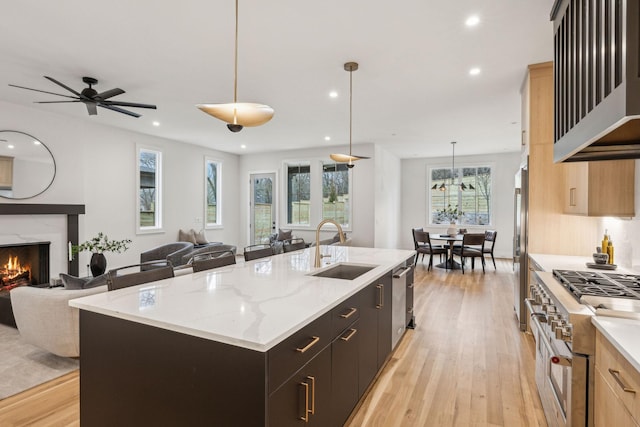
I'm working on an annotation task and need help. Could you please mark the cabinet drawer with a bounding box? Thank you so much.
[269,312,331,394]
[330,293,360,338]
[596,331,640,421]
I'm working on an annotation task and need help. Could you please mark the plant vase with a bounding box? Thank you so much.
[90,253,107,277]
[446,222,457,235]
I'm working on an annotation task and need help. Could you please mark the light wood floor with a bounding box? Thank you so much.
[0,258,547,427]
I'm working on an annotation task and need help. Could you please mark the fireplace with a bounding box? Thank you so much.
[0,241,50,327]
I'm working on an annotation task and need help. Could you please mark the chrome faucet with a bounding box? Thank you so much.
[314,219,346,268]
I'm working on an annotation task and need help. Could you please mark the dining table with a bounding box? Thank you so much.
[430,234,464,270]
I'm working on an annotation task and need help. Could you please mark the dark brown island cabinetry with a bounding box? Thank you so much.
[79,271,398,427]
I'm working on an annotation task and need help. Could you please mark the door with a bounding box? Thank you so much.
[250,172,276,245]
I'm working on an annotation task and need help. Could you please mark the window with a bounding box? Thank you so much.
[429,166,491,225]
[205,158,221,227]
[137,147,162,231]
[322,162,350,227]
[285,163,310,225]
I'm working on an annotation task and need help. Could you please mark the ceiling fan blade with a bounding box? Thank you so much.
[35,100,82,103]
[98,104,141,118]
[8,84,79,99]
[96,88,125,100]
[86,103,98,116]
[44,76,82,97]
[101,100,157,109]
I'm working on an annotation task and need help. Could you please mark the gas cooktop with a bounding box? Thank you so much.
[552,270,640,301]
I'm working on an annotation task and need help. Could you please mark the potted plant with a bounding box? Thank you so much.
[73,232,132,277]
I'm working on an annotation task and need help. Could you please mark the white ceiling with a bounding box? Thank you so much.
[0,0,555,159]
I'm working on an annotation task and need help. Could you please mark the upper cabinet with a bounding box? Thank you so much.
[564,160,635,217]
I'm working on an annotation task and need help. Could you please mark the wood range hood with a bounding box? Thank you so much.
[551,0,640,162]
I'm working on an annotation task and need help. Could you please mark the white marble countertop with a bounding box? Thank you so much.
[529,253,637,274]
[69,246,415,352]
[592,316,640,372]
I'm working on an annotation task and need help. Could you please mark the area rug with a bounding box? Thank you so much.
[0,324,79,399]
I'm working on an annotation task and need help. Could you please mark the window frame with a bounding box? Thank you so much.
[283,161,311,227]
[136,145,163,234]
[427,162,493,227]
[320,160,352,230]
[204,157,222,229]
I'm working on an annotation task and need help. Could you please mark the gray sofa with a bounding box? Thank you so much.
[11,285,107,357]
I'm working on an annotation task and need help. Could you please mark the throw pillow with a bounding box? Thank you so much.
[60,273,90,290]
[277,228,292,241]
[193,229,209,245]
[178,229,197,244]
[60,273,108,290]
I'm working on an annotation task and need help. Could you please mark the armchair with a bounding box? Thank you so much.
[140,242,194,270]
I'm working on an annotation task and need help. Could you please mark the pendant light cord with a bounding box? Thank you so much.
[234,0,239,104]
[349,68,353,158]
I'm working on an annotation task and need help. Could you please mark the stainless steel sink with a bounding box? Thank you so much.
[310,263,377,280]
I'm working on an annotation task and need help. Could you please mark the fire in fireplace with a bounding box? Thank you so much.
[0,242,50,290]
[0,254,32,291]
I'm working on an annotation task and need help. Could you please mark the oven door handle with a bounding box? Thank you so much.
[525,299,547,323]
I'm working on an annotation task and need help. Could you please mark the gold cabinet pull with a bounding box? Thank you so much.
[307,375,316,415]
[376,284,384,309]
[299,381,310,422]
[340,307,357,319]
[609,368,636,393]
[340,328,357,342]
[296,336,320,353]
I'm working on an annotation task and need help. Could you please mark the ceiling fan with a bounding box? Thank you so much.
[9,76,157,118]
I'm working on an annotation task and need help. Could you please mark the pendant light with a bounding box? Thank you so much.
[196,0,274,132]
[330,62,370,168]
[430,141,475,191]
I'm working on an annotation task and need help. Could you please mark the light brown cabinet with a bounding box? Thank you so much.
[564,160,635,217]
[0,156,13,189]
[595,330,640,426]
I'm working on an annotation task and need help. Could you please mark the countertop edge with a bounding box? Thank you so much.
[592,316,640,373]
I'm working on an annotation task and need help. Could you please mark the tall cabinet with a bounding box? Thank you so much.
[523,62,600,256]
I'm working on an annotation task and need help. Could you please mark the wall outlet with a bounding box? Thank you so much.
[194,217,202,225]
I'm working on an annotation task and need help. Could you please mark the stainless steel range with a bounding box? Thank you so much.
[527,269,640,427]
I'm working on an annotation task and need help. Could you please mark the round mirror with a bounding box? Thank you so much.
[0,131,56,200]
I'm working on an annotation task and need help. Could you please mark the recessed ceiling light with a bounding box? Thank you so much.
[465,15,480,27]
[325,136,331,141]
[240,144,247,149]
[33,140,41,145]
[469,67,481,76]
[7,144,14,149]
[329,91,338,98]
[152,121,160,127]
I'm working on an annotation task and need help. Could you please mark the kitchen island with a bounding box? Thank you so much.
[70,246,415,427]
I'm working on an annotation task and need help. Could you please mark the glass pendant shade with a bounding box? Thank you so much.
[196,102,274,127]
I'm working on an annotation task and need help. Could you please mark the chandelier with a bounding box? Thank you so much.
[196,0,274,132]
[431,141,475,191]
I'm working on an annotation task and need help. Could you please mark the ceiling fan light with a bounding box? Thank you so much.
[197,103,274,127]
[439,183,446,191]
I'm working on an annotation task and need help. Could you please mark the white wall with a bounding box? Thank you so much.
[238,143,379,248]
[374,145,402,249]
[0,100,241,276]
[400,151,521,258]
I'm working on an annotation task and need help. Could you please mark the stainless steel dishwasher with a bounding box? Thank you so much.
[391,264,412,349]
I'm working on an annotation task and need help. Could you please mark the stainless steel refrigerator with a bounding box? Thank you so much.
[513,161,528,331]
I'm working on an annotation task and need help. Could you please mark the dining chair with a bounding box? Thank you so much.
[243,244,274,261]
[106,260,175,291]
[283,238,306,253]
[191,249,236,272]
[412,228,447,271]
[483,230,498,269]
[452,233,486,274]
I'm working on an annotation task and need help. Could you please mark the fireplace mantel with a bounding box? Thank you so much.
[0,204,85,275]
